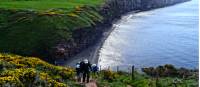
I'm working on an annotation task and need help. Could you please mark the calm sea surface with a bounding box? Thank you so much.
[98,0,199,69]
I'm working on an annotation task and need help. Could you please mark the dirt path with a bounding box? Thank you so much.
[85,80,98,87]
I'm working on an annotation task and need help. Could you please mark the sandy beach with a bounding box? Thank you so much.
[63,11,140,67]
[64,24,115,67]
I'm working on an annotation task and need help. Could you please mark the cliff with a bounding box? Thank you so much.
[0,0,190,63]
[54,0,190,63]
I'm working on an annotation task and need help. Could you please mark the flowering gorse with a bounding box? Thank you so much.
[0,53,75,86]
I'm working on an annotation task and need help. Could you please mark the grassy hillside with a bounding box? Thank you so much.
[0,53,198,87]
[0,0,104,11]
[0,0,104,58]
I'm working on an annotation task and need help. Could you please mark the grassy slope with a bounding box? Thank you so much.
[97,71,198,87]
[0,0,104,58]
[0,53,198,87]
[0,0,104,11]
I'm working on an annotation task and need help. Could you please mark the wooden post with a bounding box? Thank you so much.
[117,66,119,72]
[99,65,101,71]
[108,66,110,70]
[132,65,134,80]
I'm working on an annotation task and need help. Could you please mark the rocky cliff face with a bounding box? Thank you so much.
[53,0,190,63]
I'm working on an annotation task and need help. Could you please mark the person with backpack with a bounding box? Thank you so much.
[80,59,92,83]
[75,61,81,82]
[91,64,99,78]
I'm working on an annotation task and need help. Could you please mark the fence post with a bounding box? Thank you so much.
[117,66,119,72]
[132,65,134,80]
[99,65,101,71]
[108,66,110,70]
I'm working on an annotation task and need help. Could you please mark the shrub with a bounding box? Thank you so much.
[0,76,23,87]
[142,64,197,78]
[0,53,75,86]
[102,70,119,81]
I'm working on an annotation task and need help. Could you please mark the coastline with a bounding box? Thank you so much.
[0,0,197,86]
[0,0,190,64]
[64,1,191,67]
[64,16,118,67]
[64,11,148,67]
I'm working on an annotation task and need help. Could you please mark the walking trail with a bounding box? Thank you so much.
[84,80,97,87]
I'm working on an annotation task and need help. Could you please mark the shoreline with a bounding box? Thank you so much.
[64,17,119,67]
[63,11,139,67]
[63,1,191,67]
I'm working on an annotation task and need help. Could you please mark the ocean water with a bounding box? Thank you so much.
[98,0,199,70]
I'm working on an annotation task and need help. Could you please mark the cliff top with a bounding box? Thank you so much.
[0,0,104,11]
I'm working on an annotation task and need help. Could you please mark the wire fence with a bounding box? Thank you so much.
[97,65,138,80]
[98,64,143,73]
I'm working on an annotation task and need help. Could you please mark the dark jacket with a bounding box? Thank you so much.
[92,66,99,72]
[80,61,92,72]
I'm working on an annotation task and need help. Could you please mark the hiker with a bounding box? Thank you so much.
[75,62,82,82]
[80,59,92,83]
[91,64,99,78]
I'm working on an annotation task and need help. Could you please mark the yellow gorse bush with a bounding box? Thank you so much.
[0,76,22,86]
[0,53,74,86]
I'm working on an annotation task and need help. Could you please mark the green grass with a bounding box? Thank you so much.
[0,0,103,58]
[0,0,104,11]
[96,71,198,87]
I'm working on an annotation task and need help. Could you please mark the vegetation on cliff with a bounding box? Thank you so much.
[0,53,198,87]
[0,53,76,86]
[142,64,198,78]
[96,67,198,87]
[0,0,190,62]
[0,0,104,11]
[0,0,104,59]
[0,0,196,86]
